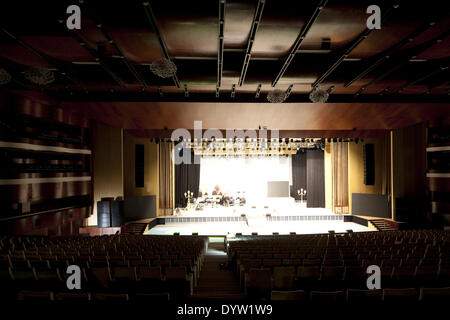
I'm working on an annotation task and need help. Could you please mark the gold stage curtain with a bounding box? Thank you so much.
[159,141,174,215]
[331,142,349,214]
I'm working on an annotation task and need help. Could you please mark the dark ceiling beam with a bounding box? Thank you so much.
[67,30,128,88]
[396,65,449,94]
[0,27,88,92]
[217,0,226,87]
[77,2,148,89]
[48,90,450,104]
[356,30,450,93]
[142,1,180,88]
[238,0,265,86]
[96,26,147,89]
[344,20,436,88]
[312,3,399,88]
[272,0,328,87]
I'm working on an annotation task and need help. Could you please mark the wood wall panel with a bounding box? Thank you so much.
[123,132,159,215]
[90,121,124,226]
[348,136,389,214]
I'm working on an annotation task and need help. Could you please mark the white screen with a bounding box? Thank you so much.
[199,156,292,203]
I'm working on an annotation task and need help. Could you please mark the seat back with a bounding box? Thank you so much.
[273,266,295,289]
[271,290,306,301]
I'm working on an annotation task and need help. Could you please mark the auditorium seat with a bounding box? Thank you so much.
[343,266,366,289]
[246,268,272,299]
[296,266,320,289]
[271,290,306,301]
[55,292,92,302]
[111,266,137,292]
[137,266,166,294]
[35,268,62,291]
[165,266,193,298]
[392,266,416,287]
[272,266,296,290]
[382,288,418,302]
[346,289,383,303]
[95,293,129,302]
[17,290,54,301]
[437,265,450,286]
[134,292,170,302]
[419,287,450,302]
[320,266,345,290]
[310,291,345,303]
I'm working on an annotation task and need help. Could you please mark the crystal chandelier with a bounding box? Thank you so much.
[24,67,55,85]
[0,68,12,85]
[266,89,286,103]
[309,87,329,103]
[149,57,177,78]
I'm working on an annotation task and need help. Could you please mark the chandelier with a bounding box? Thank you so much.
[0,68,12,85]
[24,67,55,85]
[266,89,286,103]
[149,57,177,78]
[309,87,329,103]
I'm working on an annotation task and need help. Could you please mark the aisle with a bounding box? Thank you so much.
[192,242,245,300]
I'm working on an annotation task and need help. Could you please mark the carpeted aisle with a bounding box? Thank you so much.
[192,242,245,300]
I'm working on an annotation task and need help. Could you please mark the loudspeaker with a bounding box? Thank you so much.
[364,144,375,185]
[135,144,144,188]
[97,200,112,227]
[111,200,124,227]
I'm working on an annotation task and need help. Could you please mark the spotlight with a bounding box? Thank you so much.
[355,138,359,144]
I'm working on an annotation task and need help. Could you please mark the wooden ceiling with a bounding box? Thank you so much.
[0,0,449,136]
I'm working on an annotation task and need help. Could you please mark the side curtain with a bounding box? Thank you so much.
[159,141,174,216]
[291,151,307,200]
[174,149,200,208]
[331,142,349,214]
[306,149,325,208]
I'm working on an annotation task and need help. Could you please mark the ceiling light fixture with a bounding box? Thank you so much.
[149,57,177,78]
[309,86,329,103]
[0,68,12,85]
[24,67,55,85]
[267,89,286,103]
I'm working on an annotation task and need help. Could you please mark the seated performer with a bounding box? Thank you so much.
[212,184,222,196]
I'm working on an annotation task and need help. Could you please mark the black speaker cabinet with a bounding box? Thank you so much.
[364,144,375,185]
[97,200,112,227]
[111,200,124,227]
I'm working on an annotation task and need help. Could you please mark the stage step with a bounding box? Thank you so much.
[193,242,244,300]
[370,219,396,231]
[121,222,148,235]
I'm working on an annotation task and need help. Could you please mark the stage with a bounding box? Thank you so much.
[145,202,374,236]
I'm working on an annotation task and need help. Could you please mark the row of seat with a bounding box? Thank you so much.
[270,287,450,302]
[0,235,208,301]
[244,265,450,292]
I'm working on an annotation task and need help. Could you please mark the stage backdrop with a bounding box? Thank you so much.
[199,156,292,203]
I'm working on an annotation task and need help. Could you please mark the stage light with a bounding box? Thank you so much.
[355,138,359,144]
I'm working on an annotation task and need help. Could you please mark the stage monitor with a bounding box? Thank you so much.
[267,181,290,197]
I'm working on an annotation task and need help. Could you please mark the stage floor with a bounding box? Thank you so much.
[146,204,373,236]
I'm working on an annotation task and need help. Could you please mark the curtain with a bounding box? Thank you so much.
[306,149,325,208]
[159,141,174,216]
[291,151,307,200]
[381,134,391,196]
[174,149,200,208]
[331,142,349,214]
